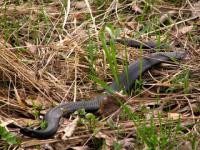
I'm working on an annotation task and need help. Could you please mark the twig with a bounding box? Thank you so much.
[60,0,71,37]
[141,15,198,36]
[84,0,99,42]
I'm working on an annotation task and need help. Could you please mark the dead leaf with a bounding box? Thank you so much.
[71,29,88,42]
[177,141,192,150]
[41,144,54,150]
[179,25,193,35]
[132,4,142,14]
[62,116,79,139]
[14,86,26,108]
[118,138,135,149]
[160,10,177,24]
[70,146,90,150]
[120,27,133,36]
[99,93,127,117]
[72,1,87,9]
[192,1,200,17]
[168,113,181,120]
[178,103,199,114]
[95,131,116,147]
[74,12,86,21]
[25,42,37,54]
[126,22,138,30]
[21,139,58,148]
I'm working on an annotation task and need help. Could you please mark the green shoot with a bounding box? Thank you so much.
[0,125,20,145]
[99,26,120,88]
[90,75,114,93]
[86,34,98,77]
[32,102,43,119]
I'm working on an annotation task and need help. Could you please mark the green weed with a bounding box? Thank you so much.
[0,125,20,145]
[113,141,122,150]
[32,102,43,119]
[121,104,183,149]
[86,35,98,77]
[75,109,99,131]
[167,69,190,94]
[99,26,120,88]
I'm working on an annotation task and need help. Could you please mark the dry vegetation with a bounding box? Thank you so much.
[0,0,200,149]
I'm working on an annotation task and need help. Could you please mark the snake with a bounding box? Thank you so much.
[113,38,167,49]
[19,40,186,139]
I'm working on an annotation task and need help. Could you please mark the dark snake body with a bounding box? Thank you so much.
[20,47,186,139]
[113,39,166,49]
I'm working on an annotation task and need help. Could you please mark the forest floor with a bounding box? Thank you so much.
[0,0,200,149]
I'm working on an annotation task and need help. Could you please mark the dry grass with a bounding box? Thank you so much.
[0,0,200,149]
